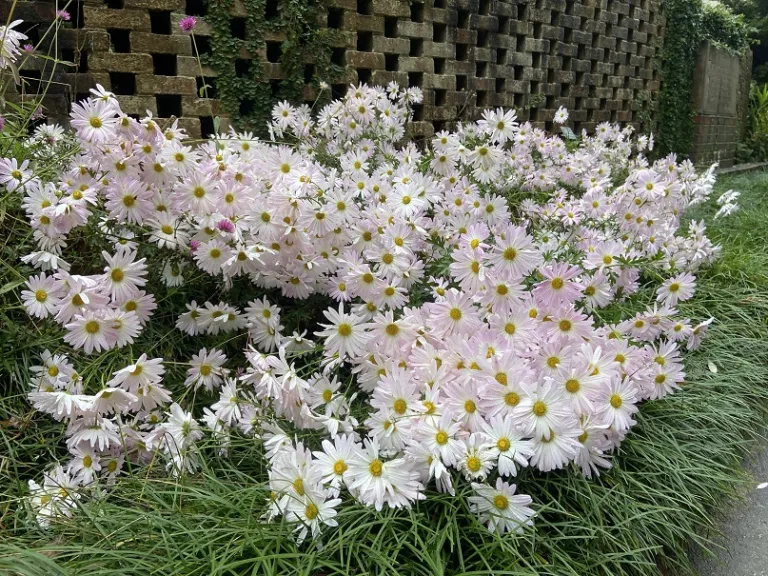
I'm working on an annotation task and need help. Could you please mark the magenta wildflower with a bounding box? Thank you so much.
[179,16,197,33]
[216,219,235,233]
[56,9,71,21]
[189,240,201,253]
[23,44,35,53]
[0,116,5,132]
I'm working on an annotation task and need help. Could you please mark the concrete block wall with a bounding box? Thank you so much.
[691,41,752,168]
[4,0,665,139]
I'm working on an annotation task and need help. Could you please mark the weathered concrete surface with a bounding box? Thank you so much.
[691,448,768,576]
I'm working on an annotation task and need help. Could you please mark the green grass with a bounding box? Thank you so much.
[2,171,768,575]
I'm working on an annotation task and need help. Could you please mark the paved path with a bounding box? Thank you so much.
[691,449,768,576]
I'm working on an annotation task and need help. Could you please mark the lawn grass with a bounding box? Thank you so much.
[1,171,768,576]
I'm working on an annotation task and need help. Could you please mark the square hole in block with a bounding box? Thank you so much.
[562,83,571,96]
[408,71,423,88]
[156,94,181,118]
[304,63,314,83]
[242,98,259,116]
[73,2,86,29]
[433,23,446,42]
[265,0,279,20]
[478,0,490,15]
[496,48,506,64]
[106,0,125,8]
[477,30,488,47]
[532,52,541,68]
[381,17,396,38]
[514,92,524,108]
[195,35,212,55]
[328,8,343,28]
[197,76,217,98]
[63,49,89,72]
[457,10,469,29]
[331,47,345,66]
[498,16,509,34]
[530,81,539,94]
[185,0,207,16]
[514,65,524,80]
[266,41,282,63]
[357,31,373,51]
[200,116,216,138]
[22,70,42,94]
[496,77,506,92]
[236,58,251,77]
[411,2,424,22]
[476,61,487,77]
[457,75,467,91]
[434,88,446,106]
[357,0,372,15]
[456,43,468,61]
[153,53,177,76]
[150,11,172,34]
[385,53,399,71]
[412,104,424,121]
[434,0,446,7]
[516,34,526,51]
[434,57,445,73]
[110,72,135,95]
[332,84,347,99]
[358,68,372,84]
[410,38,423,57]
[231,18,246,39]
[270,80,281,97]
[108,29,130,53]
[477,90,488,107]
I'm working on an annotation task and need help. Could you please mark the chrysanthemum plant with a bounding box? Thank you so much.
[0,17,738,543]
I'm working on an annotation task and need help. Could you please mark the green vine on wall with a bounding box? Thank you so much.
[205,0,343,136]
[657,0,753,157]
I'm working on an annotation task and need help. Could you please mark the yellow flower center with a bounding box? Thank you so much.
[85,320,100,334]
[493,495,509,510]
[533,401,547,416]
[551,278,564,289]
[337,323,352,337]
[333,460,347,475]
[464,399,476,414]
[565,379,580,393]
[466,456,481,472]
[90,117,102,128]
[393,398,407,414]
[610,394,623,408]
[435,431,449,445]
[503,247,517,261]
[293,478,305,495]
[505,391,520,406]
[449,308,462,321]
[369,459,383,477]
[497,437,511,451]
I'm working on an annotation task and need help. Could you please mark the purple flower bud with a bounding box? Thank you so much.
[179,16,197,33]
[0,116,5,132]
[217,219,236,233]
[23,44,35,53]
[56,9,71,21]
[189,239,201,252]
